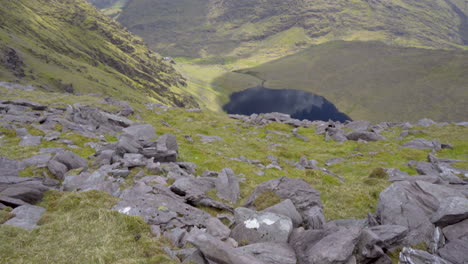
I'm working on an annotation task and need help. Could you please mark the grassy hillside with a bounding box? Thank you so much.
[212,41,468,122]
[115,0,468,58]
[0,0,197,107]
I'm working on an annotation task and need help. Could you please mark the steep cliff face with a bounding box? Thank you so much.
[0,0,197,107]
[115,0,468,57]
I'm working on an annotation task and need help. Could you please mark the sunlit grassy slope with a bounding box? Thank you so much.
[212,41,468,122]
[115,0,468,58]
[0,0,196,107]
[0,87,467,264]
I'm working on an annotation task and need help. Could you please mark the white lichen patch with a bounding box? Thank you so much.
[244,218,260,229]
[262,218,276,225]
[119,206,132,215]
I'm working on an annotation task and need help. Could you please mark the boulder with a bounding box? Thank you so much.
[206,217,231,240]
[63,169,120,196]
[19,135,42,146]
[234,207,256,224]
[431,197,468,227]
[0,156,21,177]
[186,229,265,264]
[244,177,322,218]
[438,238,468,264]
[47,159,68,180]
[346,131,385,142]
[325,128,348,142]
[344,120,371,131]
[262,199,303,227]
[369,225,408,250]
[399,247,451,264]
[22,154,51,168]
[196,134,223,143]
[52,151,87,170]
[0,185,44,204]
[402,139,441,150]
[303,206,325,230]
[4,205,45,230]
[116,134,142,154]
[170,177,215,196]
[0,196,28,207]
[114,184,211,230]
[376,180,466,245]
[442,219,468,241]
[235,242,296,264]
[216,168,240,204]
[122,124,156,141]
[141,134,178,162]
[292,226,362,264]
[122,153,146,168]
[415,118,436,127]
[230,211,293,244]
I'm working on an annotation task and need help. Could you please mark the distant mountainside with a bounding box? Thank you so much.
[214,41,468,122]
[109,0,468,58]
[0,0,197,107]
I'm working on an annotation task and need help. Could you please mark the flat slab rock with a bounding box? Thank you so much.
[234,242,296,264]
[4,205,45,230]
[230,211,293,244]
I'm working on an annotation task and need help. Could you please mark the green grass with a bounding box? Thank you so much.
[0,190,177,264]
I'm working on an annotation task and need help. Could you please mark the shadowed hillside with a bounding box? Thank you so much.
[114,0,468,58]
[0,0,197,107]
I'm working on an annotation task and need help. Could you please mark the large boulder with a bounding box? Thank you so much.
[376,180,467,245]
[186,229,265,264]
[230,211,293,244]
[369,225,408,250]
[141,133,178,162]
[51,151,87,171]
[4,205,45,230]
[437,238,468,264]
[244,177,322,217]
[399,247,451,264]
[122,124,156,141]
[234,242,296,264]
[63,168,120,196]
[431,197,468,227]
[216,168,240,204]
[442,219,468,241]
[0,156,21,177]
[291,227,362,264]
[261,199,303,227]
[401,138,442,150]
[346,131,386,142]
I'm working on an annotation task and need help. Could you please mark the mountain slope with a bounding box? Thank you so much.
[214,41,468,122]
[0,0,197,107]
[115,0,468,58]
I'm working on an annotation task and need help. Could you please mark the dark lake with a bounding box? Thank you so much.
[223,87,351,122]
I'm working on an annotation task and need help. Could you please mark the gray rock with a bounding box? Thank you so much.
[47,159,68,180]
[44,131,60,141]
[187,229,265,264]
[244,177,322,217]
[235,242,296,264]
[4,205,45,230]
[63,169,120,196]
[304,206,325,230]
[399,247,452,264]
[0,156,21,177]
[302,226,362,264]
[123,153,146,168]
[442,219,468,241]
[164,227,188,248]
[216,168,240,204]
[39,147,65,154]
[369,225,408,250]
[230,211,293,244]
[356,228,385,263]
[116,134,142,154]
[170,177,216,196]
[402,138,442,150]
[438,238,468,264]
[346,131,386,142]
[122,124,156,141]
[22,154,51,168]
[376,180,466,245]
[326,128,348,142]
[112,169,130,178]
[344,120,371,131]
[206,217,231,240]
[141,134,178,162]
[114,184,211,230]
[19,135,42,146]
[234,207,256,224]
[15,128,28,137]
[325,158,345,166]
[0,196,28,207]
[196,134,223,143]
[262,199,303,227]
[52,151,87,170]
[95,149,114,166]
[431,197,468,227]
[415,118,436,127]
[0,185,44,204]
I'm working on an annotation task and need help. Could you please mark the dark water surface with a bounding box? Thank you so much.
[223,87,351,122]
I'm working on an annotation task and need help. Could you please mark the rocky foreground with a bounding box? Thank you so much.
[1,93,468,264]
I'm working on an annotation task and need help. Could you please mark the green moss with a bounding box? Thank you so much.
[369,168,388,179]
[0,210,15,224]
[253,191,281,211]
